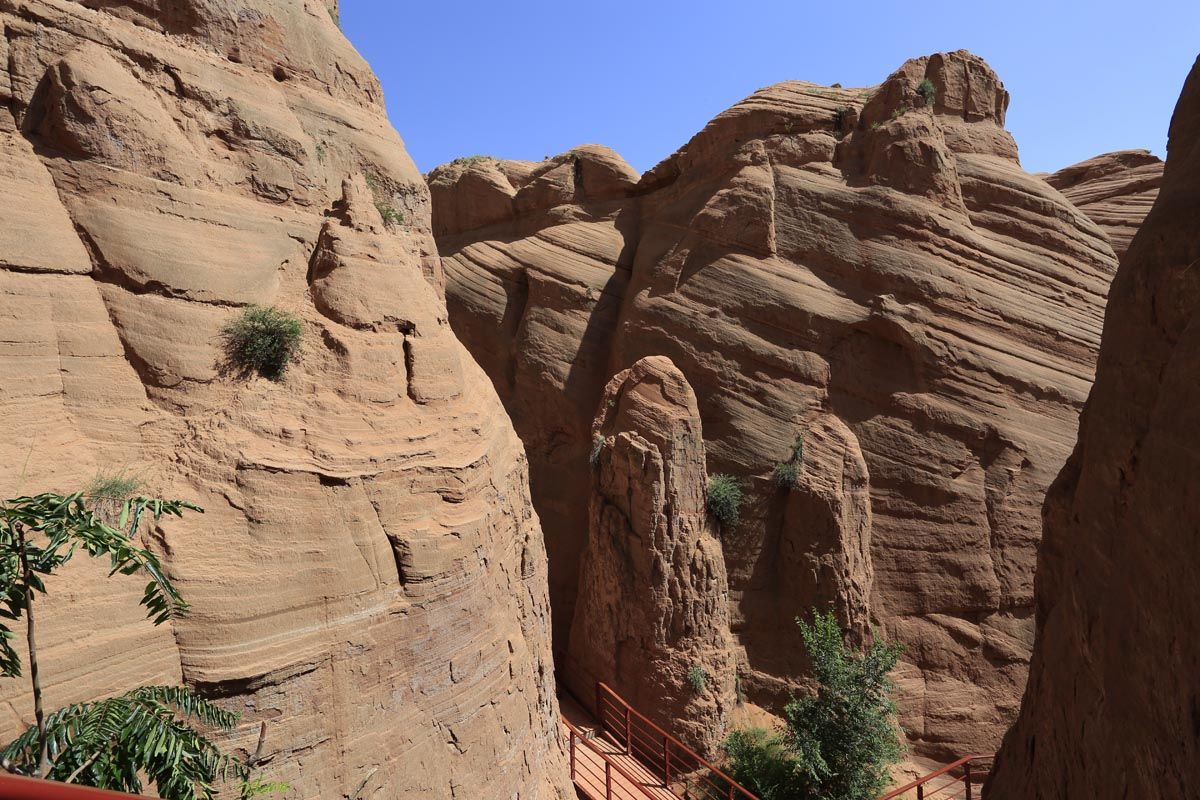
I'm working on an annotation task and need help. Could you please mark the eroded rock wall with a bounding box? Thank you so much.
[0,1,570,797]
[564,356,736,757]
[434,51,1118,759]
[1044,149,1163,258]
[987,55,1200,799]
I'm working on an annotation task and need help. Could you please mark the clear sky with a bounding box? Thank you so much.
[341,0,1199,176]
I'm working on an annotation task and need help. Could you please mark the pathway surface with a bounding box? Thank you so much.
[560,693,677,800]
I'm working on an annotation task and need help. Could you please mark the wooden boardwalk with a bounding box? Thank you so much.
[560,693,677,800]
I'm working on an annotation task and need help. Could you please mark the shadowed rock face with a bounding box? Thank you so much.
[564,356,737,758]
[987,56,1200,799]
[1045,150,1163,258]
[0,2,570,797]
[432,50,1118,759]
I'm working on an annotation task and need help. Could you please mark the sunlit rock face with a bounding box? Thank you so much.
[432,50,1118,759]
[1045,149,1163,259]
[0,1,571,797]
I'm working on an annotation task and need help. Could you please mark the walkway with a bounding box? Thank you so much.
[560,692,676,800]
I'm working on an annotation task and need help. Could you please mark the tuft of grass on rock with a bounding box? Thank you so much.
[376,203,404,226]
[706,473,743,529]
[221,305,303,381]
[772,434,805,490]
[686,664,707,693]
[85,469,144,524]
[589,433,606,468]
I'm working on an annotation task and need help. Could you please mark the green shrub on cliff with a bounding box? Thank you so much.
[221,306,303,381]
[917,77,937,105]
[723,611,904,800]
[706,473,743,529]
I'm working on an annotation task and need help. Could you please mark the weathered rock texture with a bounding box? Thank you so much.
[1045,149,1163,258]
[987,56,1200,799]
[564,356,736,757]
[0,2,570,797]
[433,50,1119,759]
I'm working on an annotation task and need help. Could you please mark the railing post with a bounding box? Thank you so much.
[605,761,612,799]
[965,761,973,800]
[728,784,734,799]
[663,736,670,785]
[569,730,576,780]
[624,705,631,754]
[917,785,924,800]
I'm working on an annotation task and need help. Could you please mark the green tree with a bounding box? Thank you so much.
[0,490,282,799]
[722,611,904,800]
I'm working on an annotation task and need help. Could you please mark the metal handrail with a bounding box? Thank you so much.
[595,681,758,800]
[0,774,141,799]
[876,755,993,800]
[564,715,660,800]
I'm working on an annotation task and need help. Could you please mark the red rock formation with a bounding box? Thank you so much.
[564,356,736,757]
[0,2,570,797]
[434,50,1118,759]
[1045,149,1163,258]
[429,145,640,658]
[987,55,1200,799]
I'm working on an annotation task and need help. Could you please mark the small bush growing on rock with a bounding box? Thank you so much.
[772,434,805,490]
[706,473,743,529]
[889,104,909,121]
[772,461,798,488]
[686,664,707,693]
[722,611,904,800]
[221,306,303,381]
[917,77,937,106]
[450,155,493,166]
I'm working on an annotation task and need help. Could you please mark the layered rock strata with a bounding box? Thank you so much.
[434,50,1119,758]
[1045,149,1163,258]
[0,1,570,797]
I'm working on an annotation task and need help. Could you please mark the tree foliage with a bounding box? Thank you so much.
[0,489,286,799]
[722,611,904,800]
[0,492,196,677]
[1,686,241,799]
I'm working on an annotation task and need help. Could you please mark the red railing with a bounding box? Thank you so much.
[876,755,993,800]
[0,774,140,799]
[595,682,757,800]
[565,715,662,800]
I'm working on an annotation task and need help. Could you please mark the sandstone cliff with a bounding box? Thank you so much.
[1045,149,1163,258]
[987,56,1200,799]
[564,356,737,757]
[433,51,1118,759]
[0,1,570,797]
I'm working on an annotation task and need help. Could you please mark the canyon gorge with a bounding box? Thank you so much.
[0,1,1196,798]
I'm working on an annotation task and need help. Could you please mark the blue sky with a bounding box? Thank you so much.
[342,0,1199,176]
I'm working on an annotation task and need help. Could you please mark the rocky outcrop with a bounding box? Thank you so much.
[1045,149,1163,258]
[0,2,570,798]
[430,145,640,659]
[563,356,736,757]
[987,56,1200,798]
[434,50,1118,758]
